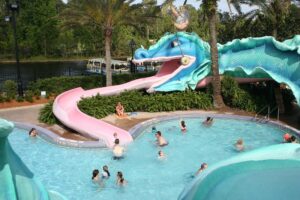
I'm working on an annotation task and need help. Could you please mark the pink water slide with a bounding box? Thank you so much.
[53,76,163,148]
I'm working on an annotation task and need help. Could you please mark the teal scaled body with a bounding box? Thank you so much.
[134,32,300,104]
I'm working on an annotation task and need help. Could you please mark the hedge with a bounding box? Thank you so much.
[78,90,213,119]
[27,72,155,96]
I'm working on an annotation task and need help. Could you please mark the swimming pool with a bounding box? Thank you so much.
[8,117,292,200]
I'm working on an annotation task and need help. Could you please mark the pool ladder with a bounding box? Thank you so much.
[254,105,280,123]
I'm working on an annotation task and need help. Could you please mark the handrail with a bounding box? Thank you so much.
[267,106,280,121]
[254,105,269,119]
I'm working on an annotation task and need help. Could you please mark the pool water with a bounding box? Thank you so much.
[8,118,286,200]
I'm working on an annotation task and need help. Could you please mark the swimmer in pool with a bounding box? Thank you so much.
[152,126,157,134]
[195,163,208,176]
[203,117,213,126]
[102,165,110,178]
[113,139,125,160]
[116,171,127,186]
[29,128,38,137]
[155,131,168,147]
[235,139,245,151]
[289,135,298,143]
[180,120,187,133]
[158,150,166,159]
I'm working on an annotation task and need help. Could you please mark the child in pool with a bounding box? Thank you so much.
[180,120,187,133]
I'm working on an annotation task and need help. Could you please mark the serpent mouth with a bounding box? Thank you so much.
[133,55,195,91]
[133,55,195,77]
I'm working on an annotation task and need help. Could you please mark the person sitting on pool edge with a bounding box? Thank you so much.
[195,163,208,176]
[113,139,125,160]
[155,131,168,147]
[29,128,38,137]
[115,102,126,117]
[203,117,213,126]
[180,120,187,133]
[235,139,244,151]
[116,171,127,186]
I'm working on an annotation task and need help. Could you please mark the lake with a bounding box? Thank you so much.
[0,61,87,88]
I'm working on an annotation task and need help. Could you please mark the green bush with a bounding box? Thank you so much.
[3,80,17,99]
[78,90,213,119]
[39,101,59,125]
[16,96,24,102]
[24,90,34,102]
[0,94,5,103]
[27,72,155,96]
[221,76,267,112]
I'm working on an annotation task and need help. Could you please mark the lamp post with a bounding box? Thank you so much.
[129,39,136,74]
[5,0,23,97]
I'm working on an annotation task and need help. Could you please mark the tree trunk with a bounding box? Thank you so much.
[208,0,225,109]
[272,28,277,39]
[226,0,233,15]
[105,29,112,86]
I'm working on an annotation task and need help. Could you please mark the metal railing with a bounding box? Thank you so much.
[254,105,280,122]
[266,106,280,121]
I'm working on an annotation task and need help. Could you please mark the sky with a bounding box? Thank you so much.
[61,0,254,13]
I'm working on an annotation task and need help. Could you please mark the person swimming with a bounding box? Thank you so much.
[283,133,292,142]
[155,131,168,147]
[92,169,101,183]
[289,135,298,143]
[152,126,157,134]
[158,150,166,159]
[203,117,213,126]
[116,171,127,186]
[195,163,208,176]
[29,128,38,137]
[113,139,125,160]
[180,120,187,133]
[102,165,110,178]
[235,139,244,151]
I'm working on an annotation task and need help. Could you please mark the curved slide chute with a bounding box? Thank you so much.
[53,76,162,148]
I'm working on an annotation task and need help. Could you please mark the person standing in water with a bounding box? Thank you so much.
[180,120,187,133]
[155,131,168,147]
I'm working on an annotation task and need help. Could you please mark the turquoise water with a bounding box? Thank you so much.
[8,118,286,200]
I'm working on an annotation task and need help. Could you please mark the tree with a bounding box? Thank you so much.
[63,0,160,86]
[201,0,225,108]
[252,0,291,38]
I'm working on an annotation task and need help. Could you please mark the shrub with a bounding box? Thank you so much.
[221,76,267,112]
[24,90,34,102]
[0,93,5,103]
[27,72,155,96]
[78,90,213,119]
[3,80,17,99]
[39,101,59,125]
[16,96,24,102]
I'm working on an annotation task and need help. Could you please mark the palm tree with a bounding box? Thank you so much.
[63,0,160,86]
[200,0,225,108]
[252,0,291,38]
[199,0,265,108]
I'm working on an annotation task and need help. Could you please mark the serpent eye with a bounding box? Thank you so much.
[171,40,180,48]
